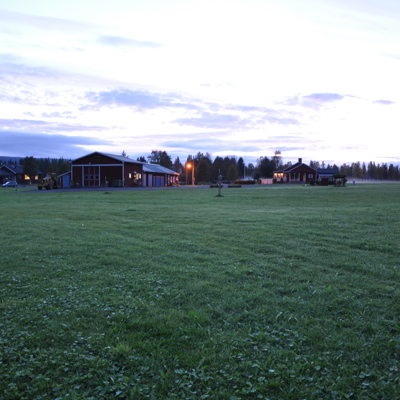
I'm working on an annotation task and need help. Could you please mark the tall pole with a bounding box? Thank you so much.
[192,158,195,186]
[218,168,221,196]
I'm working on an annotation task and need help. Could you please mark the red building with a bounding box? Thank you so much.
[273,158,317,183]
[69,152,179,188]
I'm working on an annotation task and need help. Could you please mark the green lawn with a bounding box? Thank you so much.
[1,184,399,399]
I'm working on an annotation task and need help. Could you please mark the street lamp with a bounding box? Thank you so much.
[186,163,191,186]
[186,162,195,186]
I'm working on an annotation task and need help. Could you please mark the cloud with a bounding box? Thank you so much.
[373,99,395,105]
[260,115,299,125]
[0,131,111,158]
[174,110,299,129]
[0,55,63,79]
[40,112,75,119]
[0,119,105,133]
[85,89,200,111]
[98,35,162,48]
[226,105,268,113]
[285,93,345,109]
[0,9,97,32]
[303,93,344,102]
[161,136,263,154]
[173,112,248,129]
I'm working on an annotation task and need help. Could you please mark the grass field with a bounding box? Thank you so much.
[0,184,399,399]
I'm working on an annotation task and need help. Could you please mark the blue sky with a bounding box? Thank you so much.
[1,0,399,166]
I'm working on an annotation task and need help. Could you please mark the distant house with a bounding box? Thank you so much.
[317,167,339,185]
[68,152,179,188]
[0,164,44,184]
[273,158,317,183]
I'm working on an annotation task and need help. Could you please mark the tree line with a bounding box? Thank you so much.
[339,161,400,181]
[0,157,71,178]
[147,151,400,182]
[2,153,399,182]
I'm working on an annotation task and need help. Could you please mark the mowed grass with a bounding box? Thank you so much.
[0,184,399,399]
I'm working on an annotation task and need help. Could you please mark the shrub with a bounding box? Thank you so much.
[233,180,256,185]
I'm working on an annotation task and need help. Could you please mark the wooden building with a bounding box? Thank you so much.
[0,164,44,185]
[273,158,318,183]
[69,152,179,188]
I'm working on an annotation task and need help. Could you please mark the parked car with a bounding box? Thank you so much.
[2,181,18,187]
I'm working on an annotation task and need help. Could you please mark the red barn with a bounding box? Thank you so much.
[70,152,179,188]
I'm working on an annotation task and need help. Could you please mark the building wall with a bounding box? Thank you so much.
[124,164,143,187]
[70,153,178,187]
[71,155,144,187]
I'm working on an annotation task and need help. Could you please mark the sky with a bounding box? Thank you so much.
[1,0,399,166]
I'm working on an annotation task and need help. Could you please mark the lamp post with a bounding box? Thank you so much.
[186,162,191,186]
[186,161,195,186]
[191,160,195,186]
[186,163,190,186]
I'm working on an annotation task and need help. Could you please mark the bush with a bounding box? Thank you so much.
[233,180,255,185]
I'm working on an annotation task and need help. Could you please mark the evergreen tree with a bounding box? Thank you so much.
[362,162,367,179]
[148,150,172,168]
[237,157,245,178]
[309,160,320,169]
[172,157,183,173]
[196,158,210,183]
[256,156,276,178]
[352,162,362,179]
[272,150,283,170]
[22,156,38,181]
[227,164,239,181]
[246,163,255,177]
[211,156,224,180]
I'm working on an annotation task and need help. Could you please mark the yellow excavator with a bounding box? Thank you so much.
[38,174,59,190]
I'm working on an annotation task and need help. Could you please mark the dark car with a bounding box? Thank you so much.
[2,181,18,187]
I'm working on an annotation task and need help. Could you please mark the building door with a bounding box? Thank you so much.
[154,176,161,186]
[84,166,100,187]
[63,174,70,188]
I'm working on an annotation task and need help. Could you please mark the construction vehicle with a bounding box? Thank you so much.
[38,174,59,190]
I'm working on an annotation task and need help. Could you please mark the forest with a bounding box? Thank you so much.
[1,151,399,183]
